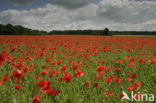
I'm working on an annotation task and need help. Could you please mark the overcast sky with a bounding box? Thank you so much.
[0,0,156,31]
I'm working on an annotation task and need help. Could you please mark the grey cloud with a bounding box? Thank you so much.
[97,0,156,24]
[8,0,35,6]
[52,0,90,9]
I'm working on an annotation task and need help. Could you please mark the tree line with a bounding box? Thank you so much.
[0,24,47,35]
[49,28,110,35]
[0,24,156,35]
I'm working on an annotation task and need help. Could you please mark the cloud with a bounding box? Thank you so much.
[0,3,97,31]
[52,0,90,9]
[0,0,156,31]
[8,0,35,6]
[97,0,156,24]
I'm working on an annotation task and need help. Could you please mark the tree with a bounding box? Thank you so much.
[104,28,109,35]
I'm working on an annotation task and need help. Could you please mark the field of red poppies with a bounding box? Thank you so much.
[0,35,156,103]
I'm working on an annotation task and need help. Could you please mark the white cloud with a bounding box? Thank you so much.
[0,0,156,31]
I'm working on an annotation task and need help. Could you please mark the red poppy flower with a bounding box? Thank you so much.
[152,73,156,75]
[14,85,20,90]
[23,66,29,74]
[45,58,51,62]
[40,69,47,76]
[63,75,71,83]
[113,78,121,83]
[116,60,122,64]
[96,66,106,74]
[115,67,120,72]
[124,78,132,82]
[93,83,98,88]
[60,64,67,71]
[104,77,110,84]
[32,95,40,103]
[58,78,63,82]
[35,76,40,80]
[127,82,141,91]
[85,65,89,69]
[128,63,133,67]
[0,80,3,85]
[37,80,46,88]
[0,54,5,66]
[46,89,60,95]
[119,93,124,98]
[11,70,23,78]
[84,81,91,87]
[95,74,100,79]
[106,68,111,72]
[130,74,136,78]
[138,58,145,63]
[104,90,114,97]
[56,60,61,65]
[148,60,154,64]
[42,85,51,91]
[136,81,141,87]
[100,60,105,63]
[29,63,34,67]
[123,56,129,61]
[74,69,84,77]
[2,74,9,81]
[16,78,22,83]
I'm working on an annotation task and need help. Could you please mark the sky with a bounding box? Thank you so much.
[0,0,156,31]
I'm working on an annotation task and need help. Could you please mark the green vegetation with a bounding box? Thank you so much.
[0,24,47,35]
[48,28,111,36]
[0,24,156,36]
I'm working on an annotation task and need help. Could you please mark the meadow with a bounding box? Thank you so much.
[0,35,156,103]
